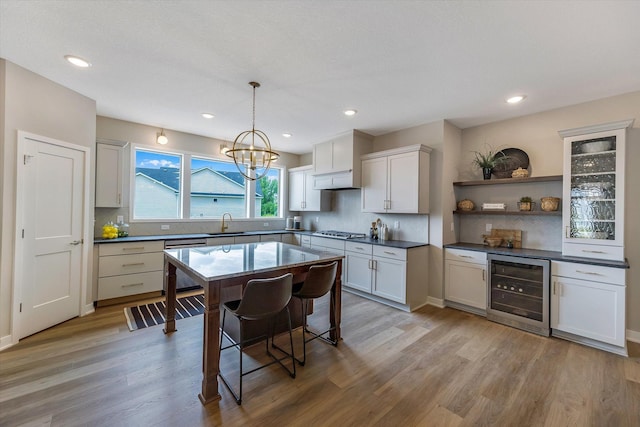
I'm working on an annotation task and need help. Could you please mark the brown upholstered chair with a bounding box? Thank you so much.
[218,273,296,404]
[287,261,339,366]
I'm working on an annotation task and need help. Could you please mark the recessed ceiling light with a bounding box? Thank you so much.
[64,55,91,68]
[201,113,215,119]
[282,133,292,138]
[506,95,526,104]
[344,109,358,116]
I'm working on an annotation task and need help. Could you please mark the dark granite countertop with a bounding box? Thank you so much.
[444,242,629,269]
[291,230,428,249]
[94,230,289,244]
[95,229,428,249]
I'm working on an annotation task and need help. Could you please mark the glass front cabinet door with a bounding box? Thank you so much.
[559,119,633,261]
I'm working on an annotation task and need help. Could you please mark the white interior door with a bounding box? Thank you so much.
[16,133,86,339]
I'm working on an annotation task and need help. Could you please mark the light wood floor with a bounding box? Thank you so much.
[1,291,639,427]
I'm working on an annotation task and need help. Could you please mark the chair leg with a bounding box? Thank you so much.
[267,308,296,378]
[218,309,243,404]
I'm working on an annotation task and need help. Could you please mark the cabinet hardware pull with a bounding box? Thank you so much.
[565,226,569,238]
[460,255,472,258]
[575,270,603,276]
[383,251,396,255]
[553,282,556,295]
[355,247,364,250]
[372,260,377,270]
[122,262,145,267]
[121,283,144,288]
[70,239,83,245]
[581,250,606,254]
[122,247,145,251]
[482,269,485,281]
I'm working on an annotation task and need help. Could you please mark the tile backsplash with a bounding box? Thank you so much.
[295,189,429,243]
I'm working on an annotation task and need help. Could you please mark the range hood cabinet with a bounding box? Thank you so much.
[312,130,373,189]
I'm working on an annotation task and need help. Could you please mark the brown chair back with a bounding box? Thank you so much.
[294,261,338,299]
[234,273,293,320]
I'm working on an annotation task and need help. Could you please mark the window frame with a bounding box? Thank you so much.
[130,144,283,222]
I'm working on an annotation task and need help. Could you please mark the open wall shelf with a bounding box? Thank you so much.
[453,210,562,216]
[453,175,563,187]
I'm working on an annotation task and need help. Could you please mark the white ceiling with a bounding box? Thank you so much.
[2,1,640,154]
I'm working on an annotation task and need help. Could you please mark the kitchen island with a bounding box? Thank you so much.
[163,241,344,404]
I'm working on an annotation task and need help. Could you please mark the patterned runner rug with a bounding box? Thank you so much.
[123,293,205,331]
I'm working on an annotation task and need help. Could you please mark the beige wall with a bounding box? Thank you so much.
[460,91,640,335]
[0,60,97,344]
[95,116,303,237]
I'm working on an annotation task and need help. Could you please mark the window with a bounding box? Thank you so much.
[190,158,247,219]
[134,149,182,219]
[258,168,280,217]
[132,147,281,221]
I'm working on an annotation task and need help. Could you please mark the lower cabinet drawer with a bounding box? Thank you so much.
[98,271,164,300]
[552,261,625,286]
[373,245,407,261]
[445,248,486,264]
[99,252,164,277]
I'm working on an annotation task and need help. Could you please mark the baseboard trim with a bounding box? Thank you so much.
[552,329,627,357]
[627,329,640,344]
[0,335,14,351]
[81,303,95,316]
[426,297,445,309]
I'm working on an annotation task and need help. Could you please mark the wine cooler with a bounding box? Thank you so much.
[487,254,550,336]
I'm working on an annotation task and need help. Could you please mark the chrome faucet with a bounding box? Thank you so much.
[221,212,232,232]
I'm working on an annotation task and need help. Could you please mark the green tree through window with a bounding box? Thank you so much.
[259,175,279,217]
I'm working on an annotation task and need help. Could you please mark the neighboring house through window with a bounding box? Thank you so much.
[133,148,279,220]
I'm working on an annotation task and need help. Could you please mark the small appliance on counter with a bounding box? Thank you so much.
[293,216,302,230]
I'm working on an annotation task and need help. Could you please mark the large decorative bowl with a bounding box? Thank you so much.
[484,237,503,248]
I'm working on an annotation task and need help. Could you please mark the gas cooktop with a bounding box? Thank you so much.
[312,230,367,239]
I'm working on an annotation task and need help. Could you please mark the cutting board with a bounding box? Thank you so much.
[482,228,522,248]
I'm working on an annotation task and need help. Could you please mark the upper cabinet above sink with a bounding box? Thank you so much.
[312,130,373,189]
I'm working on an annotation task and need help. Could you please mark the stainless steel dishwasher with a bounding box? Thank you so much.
[164,238,208,292]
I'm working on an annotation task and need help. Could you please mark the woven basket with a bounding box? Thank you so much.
[457,199,475,211]
[541,197,560,211]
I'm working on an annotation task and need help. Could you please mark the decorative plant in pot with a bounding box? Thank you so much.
[518,196,535,211]
[472,146,509,180]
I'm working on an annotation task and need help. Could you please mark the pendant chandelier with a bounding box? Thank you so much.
[225,81,279,181]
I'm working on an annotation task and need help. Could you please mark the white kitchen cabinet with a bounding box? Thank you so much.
[294,233,311,248]
[260,234,282,242]
[559,119,633,261]
[312,130,373,189]
[372,246,406,303]
[281,233,296,245]
[97,240,164,302]
[234,234,261,244]
[344,242,373,293]
[205,236,235,246]
[288,166,330,211]
[344,241,428,311]
[444,249,487,314]
[551,260,627,355]
[361,144,431,214]
[95,141,126,207]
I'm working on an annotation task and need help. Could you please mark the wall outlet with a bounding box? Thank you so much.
[486,223,492,232]
[116,215,124,224]
[161,224,170,230]
[394,221,400,229]
[263,222,269,227]
[315,216,319,223]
